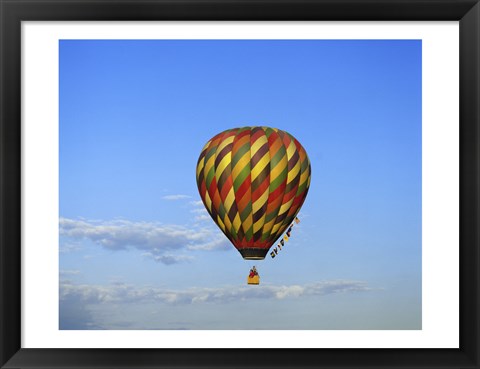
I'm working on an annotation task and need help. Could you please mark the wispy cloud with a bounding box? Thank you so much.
[190,207,212,222]
[194,214,211,222]
[190,200,204,207]
[189,200,214,223]
[60,269,81,276]
[187,237,227,251]
[60,242,83,253]
[60,280,377,306]
[60,217,229,265]
[141,252,194,265]
[162,194,191,200]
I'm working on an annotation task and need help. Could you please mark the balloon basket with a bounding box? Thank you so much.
[247,275,260,285]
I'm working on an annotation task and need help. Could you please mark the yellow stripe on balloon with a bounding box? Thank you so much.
[271,221,285,235]
[286,140,296,161]
[262,218,276,232]
[287,161,301,184]
[204,154,215,178]
[271,200,295,235]
[252,187,269,214]
[215,154,231,179]
[269,156,286,181]
[232,152,250,177]
[216,135,235,154]
[232,213,242,233]
[216,215,226,232]
[224,187,236,211]
[277,201,293,218]
[196,156,205,179]
[223,187,236,232]
[204,191,213,213]
[253,218,264,234]
[251,152,270,181]
[250,134,268,155]
[298,168,309,186]
[223,216,233,235]
[242,215,253,232]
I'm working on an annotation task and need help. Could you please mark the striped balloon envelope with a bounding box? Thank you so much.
[196,126,311,260]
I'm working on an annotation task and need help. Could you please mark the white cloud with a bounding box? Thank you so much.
[190,208,206,214]
[141,252,194,265]
[187,237,228,251]
[194,214,211,222]
[59,242,83,253]
[162,194,191,200]
[60,217,229,265]
[60,280,376,306]
[190,200,204,207]
[189,201,214,223]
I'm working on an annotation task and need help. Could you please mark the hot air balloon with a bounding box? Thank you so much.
[196,126,311,278]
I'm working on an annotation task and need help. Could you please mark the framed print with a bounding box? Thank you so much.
[1,0,479,368]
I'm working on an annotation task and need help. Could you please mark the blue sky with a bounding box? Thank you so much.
[59,39,421,330]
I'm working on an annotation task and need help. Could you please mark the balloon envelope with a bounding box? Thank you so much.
[196,126,311,259]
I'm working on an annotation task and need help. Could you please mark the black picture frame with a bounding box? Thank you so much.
[1,0,479,368]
